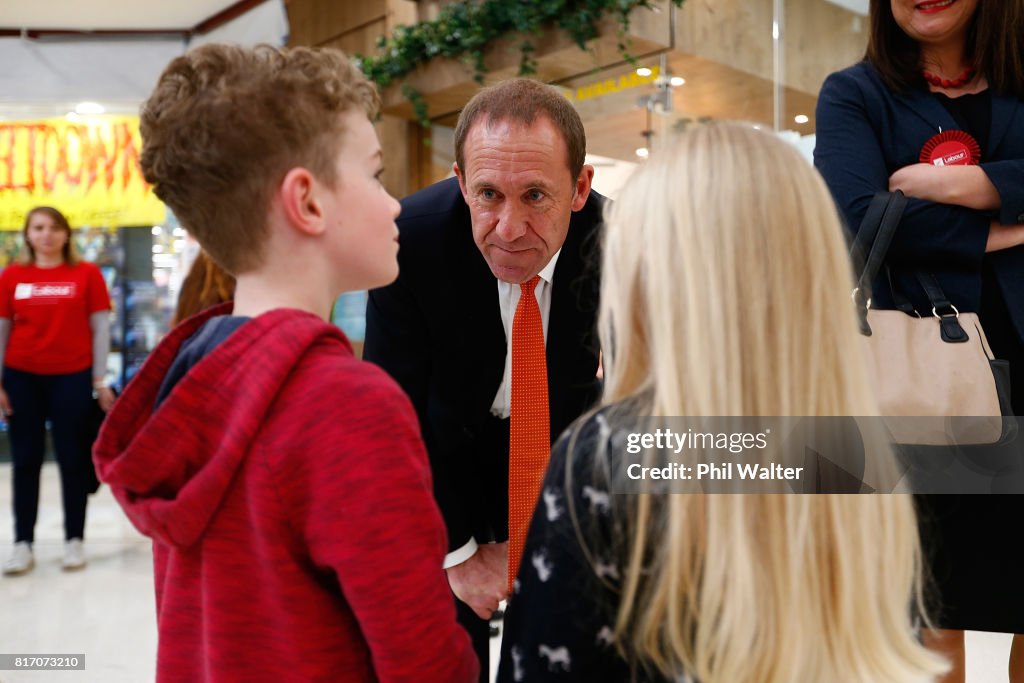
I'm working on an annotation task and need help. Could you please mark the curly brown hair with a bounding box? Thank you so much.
[140,44,380,274]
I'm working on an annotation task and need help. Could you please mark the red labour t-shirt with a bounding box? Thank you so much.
[0,262,111,375]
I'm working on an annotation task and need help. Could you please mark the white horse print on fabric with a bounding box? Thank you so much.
[594,559,620,580]
[538,644,572,672]
[510,645,525,681]
[581,485,611,514]
[532,549,554,582]
[542,487,562,522]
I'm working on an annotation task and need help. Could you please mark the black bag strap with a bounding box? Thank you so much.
[916,271,968,342]
[849,191,967,342]
[851,190,907,300]
[916,271,955,315]
[851,191,907,333]
[887,267,918,316]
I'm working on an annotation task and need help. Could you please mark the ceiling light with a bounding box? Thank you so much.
[152,245,164,254]
[635,147,650,158]
[794,114,809,124]
[152,226,163,235]
[75,102,105,115]
[670,76,685,87]
[636,67,652,77]
[65,112,81,122]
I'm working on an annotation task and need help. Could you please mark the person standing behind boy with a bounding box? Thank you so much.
[93,44,477,683]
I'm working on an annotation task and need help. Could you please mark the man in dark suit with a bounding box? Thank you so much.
[363,78,603,679]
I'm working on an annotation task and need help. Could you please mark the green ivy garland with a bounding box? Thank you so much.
[355,0,686,129]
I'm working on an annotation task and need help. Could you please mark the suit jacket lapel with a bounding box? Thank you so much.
[988,91,1019,157]
[446,201,506,417]
[892,87,959,135]
[548,238,581,392]
[547,197,603,432]
[893,85,1021,159]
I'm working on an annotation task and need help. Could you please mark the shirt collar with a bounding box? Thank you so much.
[537,248,561,285]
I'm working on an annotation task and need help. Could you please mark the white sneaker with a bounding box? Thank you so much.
[2,541,34,576]
[62,538,86,571]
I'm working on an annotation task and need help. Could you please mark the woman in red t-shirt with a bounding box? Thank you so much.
[0,206,114,576]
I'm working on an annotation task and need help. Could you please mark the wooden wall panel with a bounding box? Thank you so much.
[674,0,866,95]
[784,0,866,94]
[318,20,386,57]
[286,0,386,48]
[386,0,418,33]
[375,116,415,199]
[674,0,775,82]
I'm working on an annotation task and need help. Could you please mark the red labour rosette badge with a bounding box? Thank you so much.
[919,129,981,166]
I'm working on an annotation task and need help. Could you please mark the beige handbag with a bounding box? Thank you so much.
[852,191,1010,445]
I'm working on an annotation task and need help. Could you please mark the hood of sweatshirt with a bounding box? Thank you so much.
[93,304,350,548]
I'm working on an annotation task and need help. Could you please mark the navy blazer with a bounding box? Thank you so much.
[363,176,603,552]
[815,61,1024,341]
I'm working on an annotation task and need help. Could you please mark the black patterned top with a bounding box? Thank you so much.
[496,408,691,683]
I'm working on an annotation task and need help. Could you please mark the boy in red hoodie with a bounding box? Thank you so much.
[93,44,478,683]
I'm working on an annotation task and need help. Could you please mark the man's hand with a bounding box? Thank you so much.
[446,541,508,620]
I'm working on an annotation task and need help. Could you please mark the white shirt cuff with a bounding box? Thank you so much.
[443,538,479,569]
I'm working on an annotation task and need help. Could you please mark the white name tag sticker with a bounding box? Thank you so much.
[32,283,75,298]
[14,283,76,301]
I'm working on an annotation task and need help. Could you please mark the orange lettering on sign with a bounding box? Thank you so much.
[0,126,32,191]
[55,126,87,188]
[0,120,150,194]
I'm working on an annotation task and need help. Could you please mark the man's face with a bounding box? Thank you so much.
[455,116,593,284]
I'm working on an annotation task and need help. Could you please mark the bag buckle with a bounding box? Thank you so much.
[851,287,871,310]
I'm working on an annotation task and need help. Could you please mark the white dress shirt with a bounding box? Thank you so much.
[444,249,561,569]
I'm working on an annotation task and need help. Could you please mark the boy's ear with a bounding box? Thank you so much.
[279,167,327,236]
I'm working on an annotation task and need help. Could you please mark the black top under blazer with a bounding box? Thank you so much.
[814,61,1024,342]
[364,176,604,552]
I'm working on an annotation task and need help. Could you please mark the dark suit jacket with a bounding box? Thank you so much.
[814,61,1024,341]
[364,176,604,552]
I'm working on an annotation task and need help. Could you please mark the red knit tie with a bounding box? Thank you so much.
[508,275,550,592]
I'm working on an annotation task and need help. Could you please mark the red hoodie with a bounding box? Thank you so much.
[94,305,478,683]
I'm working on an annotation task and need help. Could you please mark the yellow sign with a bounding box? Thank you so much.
[566,65,661,101]
[0,115,165,230]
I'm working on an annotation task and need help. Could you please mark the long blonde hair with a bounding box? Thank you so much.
[589,123,945,683]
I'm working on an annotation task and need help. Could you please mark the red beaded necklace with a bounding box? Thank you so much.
[922,66,976,89]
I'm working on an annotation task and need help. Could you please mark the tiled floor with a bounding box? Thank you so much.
[0,463,1016,682]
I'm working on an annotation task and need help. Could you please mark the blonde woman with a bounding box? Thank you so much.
[496,123,947,683]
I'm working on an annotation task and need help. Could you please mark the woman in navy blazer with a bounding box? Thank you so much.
[815,1,1024,680]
